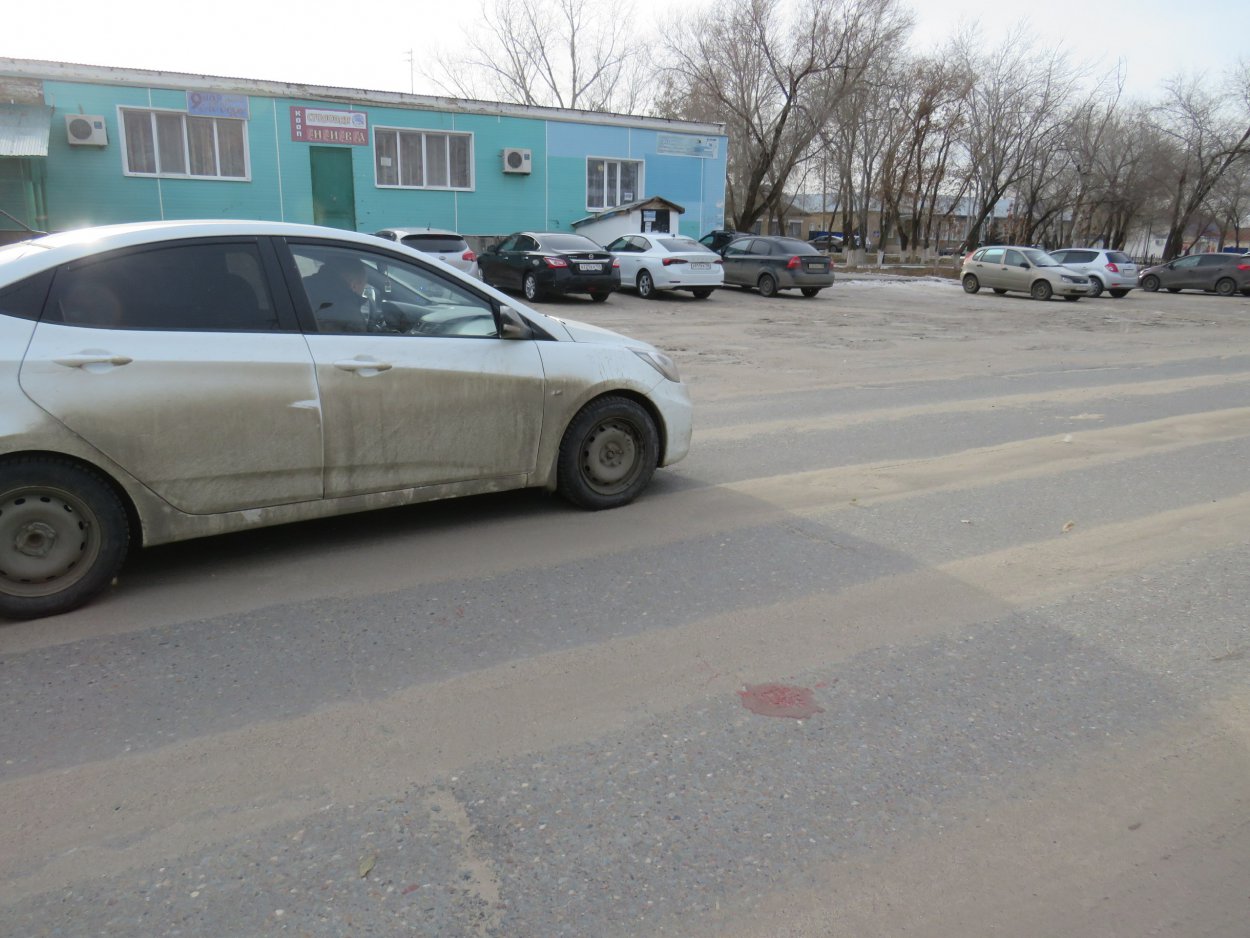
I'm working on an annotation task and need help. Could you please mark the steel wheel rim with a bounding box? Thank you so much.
[580,418,642,494]
[0,483,102,598]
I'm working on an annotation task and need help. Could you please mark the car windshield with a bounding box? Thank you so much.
[543,234,602,252]
[1023,248,1061,267]
[658,238,705,252]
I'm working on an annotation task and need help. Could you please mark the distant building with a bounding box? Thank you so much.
[0,58,727,244]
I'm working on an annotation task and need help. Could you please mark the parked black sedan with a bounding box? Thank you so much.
[479,232,619,302]
[718,236,835,297]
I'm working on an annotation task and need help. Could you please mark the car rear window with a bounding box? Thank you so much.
[543,234,602,252]
[658,238,704,252]
[1106,251,1131,264]
[773,238,817,254]
[401,234,468,253]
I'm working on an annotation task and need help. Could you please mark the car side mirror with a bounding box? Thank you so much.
[498,305,533,340]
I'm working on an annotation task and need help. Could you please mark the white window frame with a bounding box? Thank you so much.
[373,126,475,191]
[118,106,250,181]
[586,157,643,212]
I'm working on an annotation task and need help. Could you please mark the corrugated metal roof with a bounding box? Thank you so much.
[0,104,53,156]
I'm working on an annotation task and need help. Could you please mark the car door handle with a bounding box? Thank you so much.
[53,353,134,368]
[334,357,393,374]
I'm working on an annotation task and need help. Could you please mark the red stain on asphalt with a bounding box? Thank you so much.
[402,883,421,895]
[737,683,824,719]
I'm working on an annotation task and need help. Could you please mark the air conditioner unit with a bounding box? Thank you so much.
[502,147,532,174]
[65,114,108,146]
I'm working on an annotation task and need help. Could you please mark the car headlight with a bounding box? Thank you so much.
[1061,275,1080,283]
[632,348,681,382]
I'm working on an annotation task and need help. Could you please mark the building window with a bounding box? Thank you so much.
[374,128,473,189]
[120,108,248,180]
[586,158,641,211]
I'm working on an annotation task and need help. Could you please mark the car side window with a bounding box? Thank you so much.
[606,237,630,252]
[980,248,1004,264]
[290,243,499,339]
[497,236,518,252]
[723,241,750,257]
[1004,250,1026,267]
[0,270,53,322]
[516,236,539,252]
[630,236,651,252]
[45,241,280,331]
[1198,255,1227,267]
[748,240,770,255]
[1173,256,1201,269]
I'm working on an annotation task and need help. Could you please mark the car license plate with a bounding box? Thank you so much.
[580,263,603,272]
[806,263,824,272]
[691,262,710,270]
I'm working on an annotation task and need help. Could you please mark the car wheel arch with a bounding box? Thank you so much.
[545,388,668,487]
[0,449,144,549]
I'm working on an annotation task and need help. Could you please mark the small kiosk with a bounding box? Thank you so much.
[572,196,685,246]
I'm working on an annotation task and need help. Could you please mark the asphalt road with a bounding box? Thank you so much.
[3,275,1248,936]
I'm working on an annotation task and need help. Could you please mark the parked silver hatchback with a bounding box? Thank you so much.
[960,246,1090,301]
[1048,248,1137,298]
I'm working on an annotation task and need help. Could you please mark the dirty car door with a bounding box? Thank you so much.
[19,238,324,513]
[286,241,546,497]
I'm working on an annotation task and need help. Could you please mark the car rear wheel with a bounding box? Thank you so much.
[691,288,713,299]
[1140,275,1159,292]
[1215,277,1237,297]
[589,292,610,303]
[962,274,980,294]
[1109,289,1129,298]
[556,396,659,510]
[523,272,543,302]
[1087,278,1104,297]
[1167,287,1181,293]
[1064,295,1081,302]
[800,287,821,297]
[757,274,778,298]
[0,457,130,620]
[636,270,657,299]
[1031,280,1053,301]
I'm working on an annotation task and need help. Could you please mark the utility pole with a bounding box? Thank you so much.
[404,49,414,94]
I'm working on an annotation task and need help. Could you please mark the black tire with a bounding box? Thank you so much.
[522,272,542,302]
[757,274,778,298]
[1064,295,1081,302]
[556,396,659,510]
[0,457,130,620]
[589,292,610,303]
[1167,287,1181,293]
[1215,277,1236,297]
[1031,280,1053,301]
[636,270,656,299]
[1140,275,1159,292]
[800,287,821,297]
[992,288,1008,295]
[962,274,980,294]
[1086,277,1104,298]
[691,288,713,299]
[1109,289,1129,298]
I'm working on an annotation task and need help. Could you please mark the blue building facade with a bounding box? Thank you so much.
[0,58,728,242]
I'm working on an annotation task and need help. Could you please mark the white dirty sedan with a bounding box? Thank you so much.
[0,220,692,620]
[605,233,724,299]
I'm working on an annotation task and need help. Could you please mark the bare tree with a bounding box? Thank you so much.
[1149,67,1250,259]
[664,0,911,232]
[423,0,650,113]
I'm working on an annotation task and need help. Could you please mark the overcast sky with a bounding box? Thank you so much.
[2,0,1244,104]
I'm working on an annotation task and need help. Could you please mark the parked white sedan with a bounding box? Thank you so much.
[0,220,692,620]
[605,234,724,299]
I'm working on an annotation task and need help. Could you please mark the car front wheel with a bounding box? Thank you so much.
[1109,289,1129,298]
[0,457,130,620]
[1031,280,1054,301]
[556,396,659,510]
[523,272,542,301]
[691,288,713,299]
[1140,275,1159,292]
[962,274,980,294]
[800,287,821,297]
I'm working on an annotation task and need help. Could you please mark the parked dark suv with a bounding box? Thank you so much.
[1138,253,1250,296]
[698,229,753,253]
